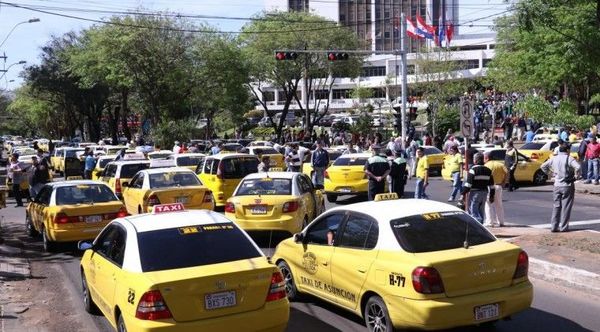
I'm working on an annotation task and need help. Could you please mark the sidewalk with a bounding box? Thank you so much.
[575,181,600,195]
[491,226,600,294]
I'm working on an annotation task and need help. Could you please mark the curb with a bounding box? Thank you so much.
[529,257,600,293]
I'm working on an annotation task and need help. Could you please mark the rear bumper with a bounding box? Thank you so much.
[226,213,301,235]
[387,280,533,330]
[47,225,107,242]
[324,180,368,195]
[122,299,289,332]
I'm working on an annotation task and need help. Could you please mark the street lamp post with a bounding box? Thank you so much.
[0,60,27,80]
[0,18,40,50]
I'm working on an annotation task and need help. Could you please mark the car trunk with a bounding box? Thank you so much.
[231,195,295,220]
[414,242,520,298]
[143,258,276,322]
[149,186,208,206]
[53,202,124,229]
[327,166,365,184]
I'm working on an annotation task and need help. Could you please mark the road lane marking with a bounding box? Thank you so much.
[529,219,600,229]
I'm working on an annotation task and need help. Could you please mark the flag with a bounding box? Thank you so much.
[437,14,446,47]
[446,22,454,45]
[416,15,435,40]
[406,17,424,40]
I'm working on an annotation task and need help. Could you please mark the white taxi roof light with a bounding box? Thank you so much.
[152,203,185,214]
[149,159,176,168]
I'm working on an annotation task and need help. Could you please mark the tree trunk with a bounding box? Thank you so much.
[120,89,131,142]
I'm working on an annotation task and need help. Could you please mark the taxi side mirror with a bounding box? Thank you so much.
[293,233,305,243]
[78,240,93,251]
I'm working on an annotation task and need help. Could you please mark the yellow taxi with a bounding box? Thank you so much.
[78,204,289,332]
[482,148,547,185]
[302,149,342,179]
[195,153,259,207]
[101,160,151,199]
[421,145,445,175]
[25,181,127,252]
[122,167,214,214]
[54,147,85,176]
[166,153,206,171]
[50,147,65,174]
[225,172,325,236]
[148,150,174,160]
[519,141,559,163]
[246,147,285,170]
[272,198,533,331]
[92,155,116,181]
[323,153,372,203]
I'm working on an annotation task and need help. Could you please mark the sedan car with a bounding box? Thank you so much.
[481,148,548,185]
[79,205,289,332]
[26,181,128,252]
[323,153,373,203]
[225,172,325,236]
[272,198,533,331]
[121,167,214,214]
[421,145,445,175]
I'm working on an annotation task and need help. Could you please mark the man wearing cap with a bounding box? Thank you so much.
[311,141,329,189]
[364,145,390,200]
[541,144,580,232]
[461,152,495,224]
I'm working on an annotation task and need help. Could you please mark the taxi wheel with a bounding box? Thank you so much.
[117,314,127,332]
[364,296,393,332]
[26,215,38,237]
[81,272,99,314]
[533,170,548,185]
[42,228,56,252]
[326,194,337,203]
[277,261,300,301]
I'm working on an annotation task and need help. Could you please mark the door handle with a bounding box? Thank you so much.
[321,261,328,266]
[358,268,367,273]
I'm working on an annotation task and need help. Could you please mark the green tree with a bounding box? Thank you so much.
[240,11,364,140]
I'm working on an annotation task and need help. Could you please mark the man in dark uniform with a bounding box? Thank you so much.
[461,152,495,224]
[390,150,408,198]
[364,145,390,201]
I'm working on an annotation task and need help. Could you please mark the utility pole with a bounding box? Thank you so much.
[400,13,408,149]
[303,45,310,135]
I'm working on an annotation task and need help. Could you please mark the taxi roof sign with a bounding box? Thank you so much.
[374,193,399,201]
[153,203,185,214]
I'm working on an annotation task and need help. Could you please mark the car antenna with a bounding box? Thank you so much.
[463,218,470,249]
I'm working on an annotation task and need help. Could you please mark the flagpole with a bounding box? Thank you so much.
[401,12,408,149]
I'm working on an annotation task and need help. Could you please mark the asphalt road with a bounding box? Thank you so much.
[2,175,600,331]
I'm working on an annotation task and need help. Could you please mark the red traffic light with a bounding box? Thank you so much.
[327,52,349,61]
[275,52,298,60]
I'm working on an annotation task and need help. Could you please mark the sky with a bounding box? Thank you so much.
[0,0,508,91]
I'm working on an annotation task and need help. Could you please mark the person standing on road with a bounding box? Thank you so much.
[29,156,50,199]
[446,146,463,202]
[584,135,600,185]
[461,153,495,224]
[364,145,390,201]
[172,141,181,154]
[414,147,429,199]
[484,152,508,227]
[257,155,270,173]
[342,141,358,155]
[505,140,519,191]
[578,134,590,181]
[83,151,96,179]
[286,143,302,172]
[8,154,25,207]
[389,150,407,198]
[541,144,580,232]
[311,141,329,189]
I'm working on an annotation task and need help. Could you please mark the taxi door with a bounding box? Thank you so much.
[330,214,379,310]
[89,225,126,317]
[296,212,346,302]
[516,153,534,182]
[31,186,52,232]
[122,173,145,214]
[297,175,317,219]
[198,158,217,193]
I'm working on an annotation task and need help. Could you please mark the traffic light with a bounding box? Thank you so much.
[327,52,349,61]
[275,51,298,61]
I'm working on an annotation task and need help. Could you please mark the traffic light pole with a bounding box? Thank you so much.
[400,13,408,149]
[303,47,310,134]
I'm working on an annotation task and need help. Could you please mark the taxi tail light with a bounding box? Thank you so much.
[115,178,122,195]
[116,207,129,218]
[135,290,173,320]
[324,170,329,179]
[530,153,539,160]
[513,250,529,280]
[54,213,81,224]
[147,194,161,206]
[412,267,445,294]
[203,191,213,203]
[266,272,287,302]
[224,202,235,213]
[282,201,299,213]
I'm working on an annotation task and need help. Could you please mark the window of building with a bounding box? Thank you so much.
[332,89,352,99]
[362,66,386,77]
[483,59,492,67]
[262,91,275,102]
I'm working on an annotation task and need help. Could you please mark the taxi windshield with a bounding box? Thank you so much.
[120,164,149,178]
[236,178,291,196]
[56,184,118,205]
[390,211,495,253]
[333,157,368,166]
[149,172,201,188]
[137,223,262,272]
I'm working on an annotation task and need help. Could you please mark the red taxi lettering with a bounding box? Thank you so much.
[153,203,185,214]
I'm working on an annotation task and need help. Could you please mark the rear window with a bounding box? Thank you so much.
[328,151,342,161]
[137,223,262,272]
[149,172,201,188]
[521,143,545,150]
[236,178,291,196]
[333,157,368,166]
[222,144,243,152]
[148,153,172,160]
[65,150,82,158]
[55,184,119,205]
[251,148,279,155]
[98,158,113,168]
[222,158,258,179]
[390,211,495,253]
[120,163,149,178]
[176,156,204,167]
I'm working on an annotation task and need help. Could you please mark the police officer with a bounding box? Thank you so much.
[461,152,495,224]
[286,143,302,172]
[389,150,407,198]
[364,144,390,201]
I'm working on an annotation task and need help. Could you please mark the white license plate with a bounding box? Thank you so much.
[175,196,189,204]
[84,215,102,223]
[250,205,267,214]
[205,291,236,310]
[474,303,499,321]
[338,187,352,193]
